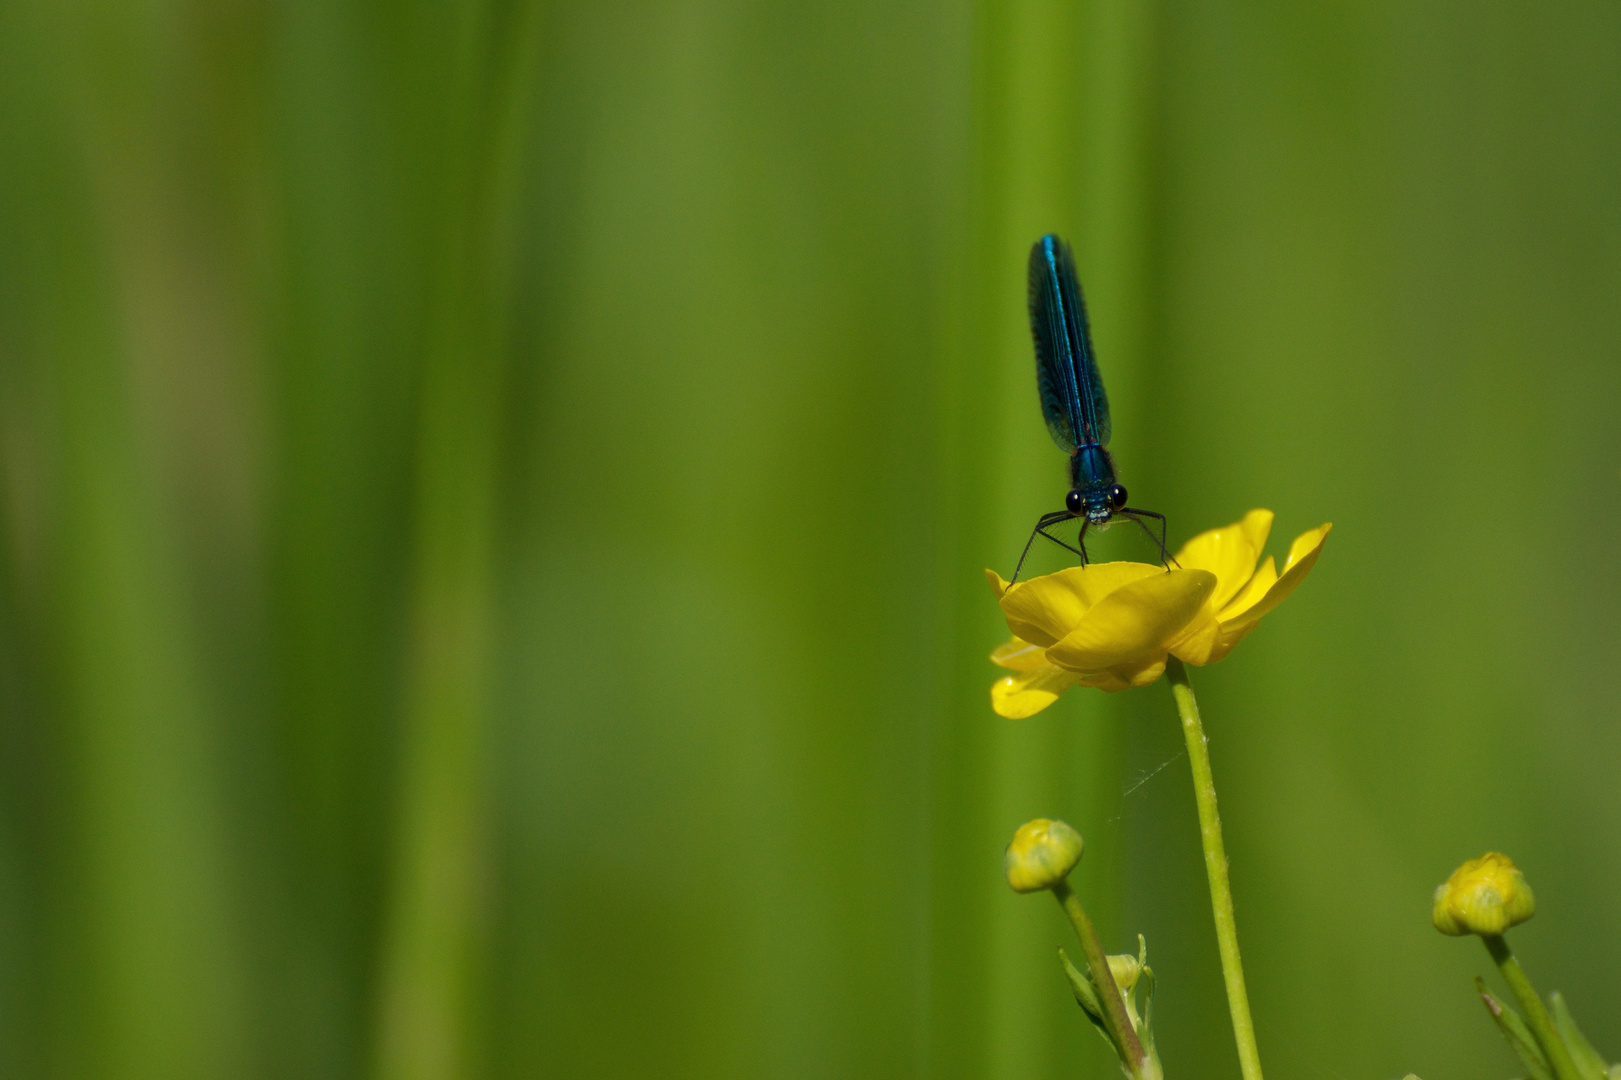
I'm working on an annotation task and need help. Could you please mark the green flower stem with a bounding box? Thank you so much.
[1483,935,1583,1080]
[1166,657,1263,1080]
[1052,881,1147,1074]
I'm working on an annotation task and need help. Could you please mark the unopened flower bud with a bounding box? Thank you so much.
[1106,952,1141,992]
[1432,852,1535,937]
[1005,818,1083,893]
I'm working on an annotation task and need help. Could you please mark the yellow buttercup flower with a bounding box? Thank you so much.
[987,510,1330,717]
[987,563,1217,716]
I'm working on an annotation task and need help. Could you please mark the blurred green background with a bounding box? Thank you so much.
[0,1,1618,1078]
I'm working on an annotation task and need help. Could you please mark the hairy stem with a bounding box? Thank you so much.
[1166,657,1263,1080]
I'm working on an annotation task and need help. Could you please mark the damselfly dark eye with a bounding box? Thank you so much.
[1110,485,1128,510]
[1066,489,1084,514]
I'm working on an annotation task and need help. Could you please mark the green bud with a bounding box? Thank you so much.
[1004,818,1083,893]
[1106,951,1141,992]
[1432,852,1535,937]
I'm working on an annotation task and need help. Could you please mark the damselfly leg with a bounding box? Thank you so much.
[1011,511,1089,585]
[1010,508,1173,586]
[1120,507,1176,568]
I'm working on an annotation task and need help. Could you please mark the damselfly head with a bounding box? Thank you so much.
[1066,486,1122,525]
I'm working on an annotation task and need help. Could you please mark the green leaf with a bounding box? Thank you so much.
[1478,978,1554,1080]
[1550,993,1610,1080]
[1137,963,1158,1058]
[1058,948,1116,1049]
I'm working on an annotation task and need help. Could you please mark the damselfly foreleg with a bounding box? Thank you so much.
[1011,511,1085,585]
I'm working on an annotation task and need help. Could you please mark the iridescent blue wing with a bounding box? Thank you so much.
[1027,235,1110,451]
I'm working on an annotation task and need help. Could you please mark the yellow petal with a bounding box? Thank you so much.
[1217,555,1277,622]
[1107,656,1168,689]
[1172,509,1273,611]
[1167,612,1221,665]
[1045,569,1216,671]
[997,562,1162,648]
[1284,523,1332,573]
[1201,619,1263,664]
[1054,562,1168,605]
[1222,523,1331,631]
[990,638,1049,671]
[1079,669,1134,693]
[985,568,1011,600]
[991,664,1084,718]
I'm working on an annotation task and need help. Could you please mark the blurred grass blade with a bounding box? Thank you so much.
[953,0,1156,1075]
[373,4,540,1079]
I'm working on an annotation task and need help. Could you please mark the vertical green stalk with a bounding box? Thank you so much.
[1166,657,1263,1080]
[374,5,539,1079]
[1483,935,1583,1080]
[375,219,498,1080]
[31,5,251,1074]
[964,4,1095,1078]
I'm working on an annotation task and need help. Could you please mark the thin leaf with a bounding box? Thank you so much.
[1478,977,1554,1080]
[1137,964,1157,1059]
[1059,948,1117,1050]
[1550,993,1610,1080]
